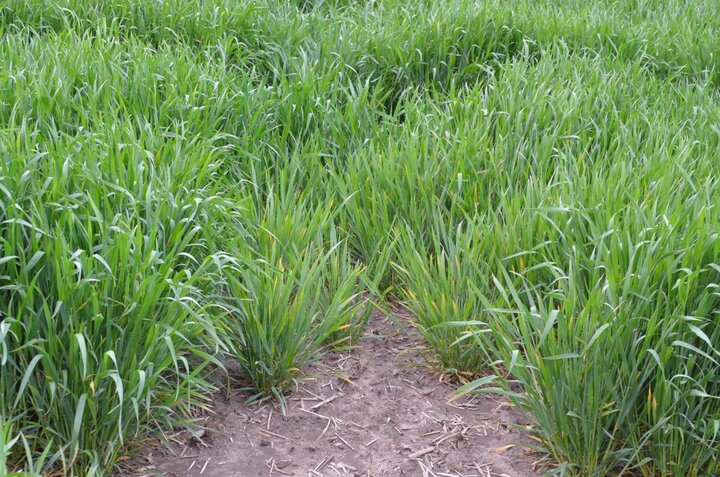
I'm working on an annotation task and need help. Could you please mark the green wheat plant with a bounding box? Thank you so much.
[220,239,368,408]
[2,0,720,474]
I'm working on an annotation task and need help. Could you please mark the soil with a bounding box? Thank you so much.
[130,310,544,477]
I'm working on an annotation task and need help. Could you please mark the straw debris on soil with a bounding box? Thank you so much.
[134,312,542,477]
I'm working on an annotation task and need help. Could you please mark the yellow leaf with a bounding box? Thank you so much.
[494,444,515,453]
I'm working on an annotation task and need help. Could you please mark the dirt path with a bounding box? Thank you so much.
[135,312,542,477]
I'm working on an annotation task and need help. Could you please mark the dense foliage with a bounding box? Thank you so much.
[1,0,719,475]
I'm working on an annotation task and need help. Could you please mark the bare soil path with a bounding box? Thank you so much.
[134,311,542,477]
